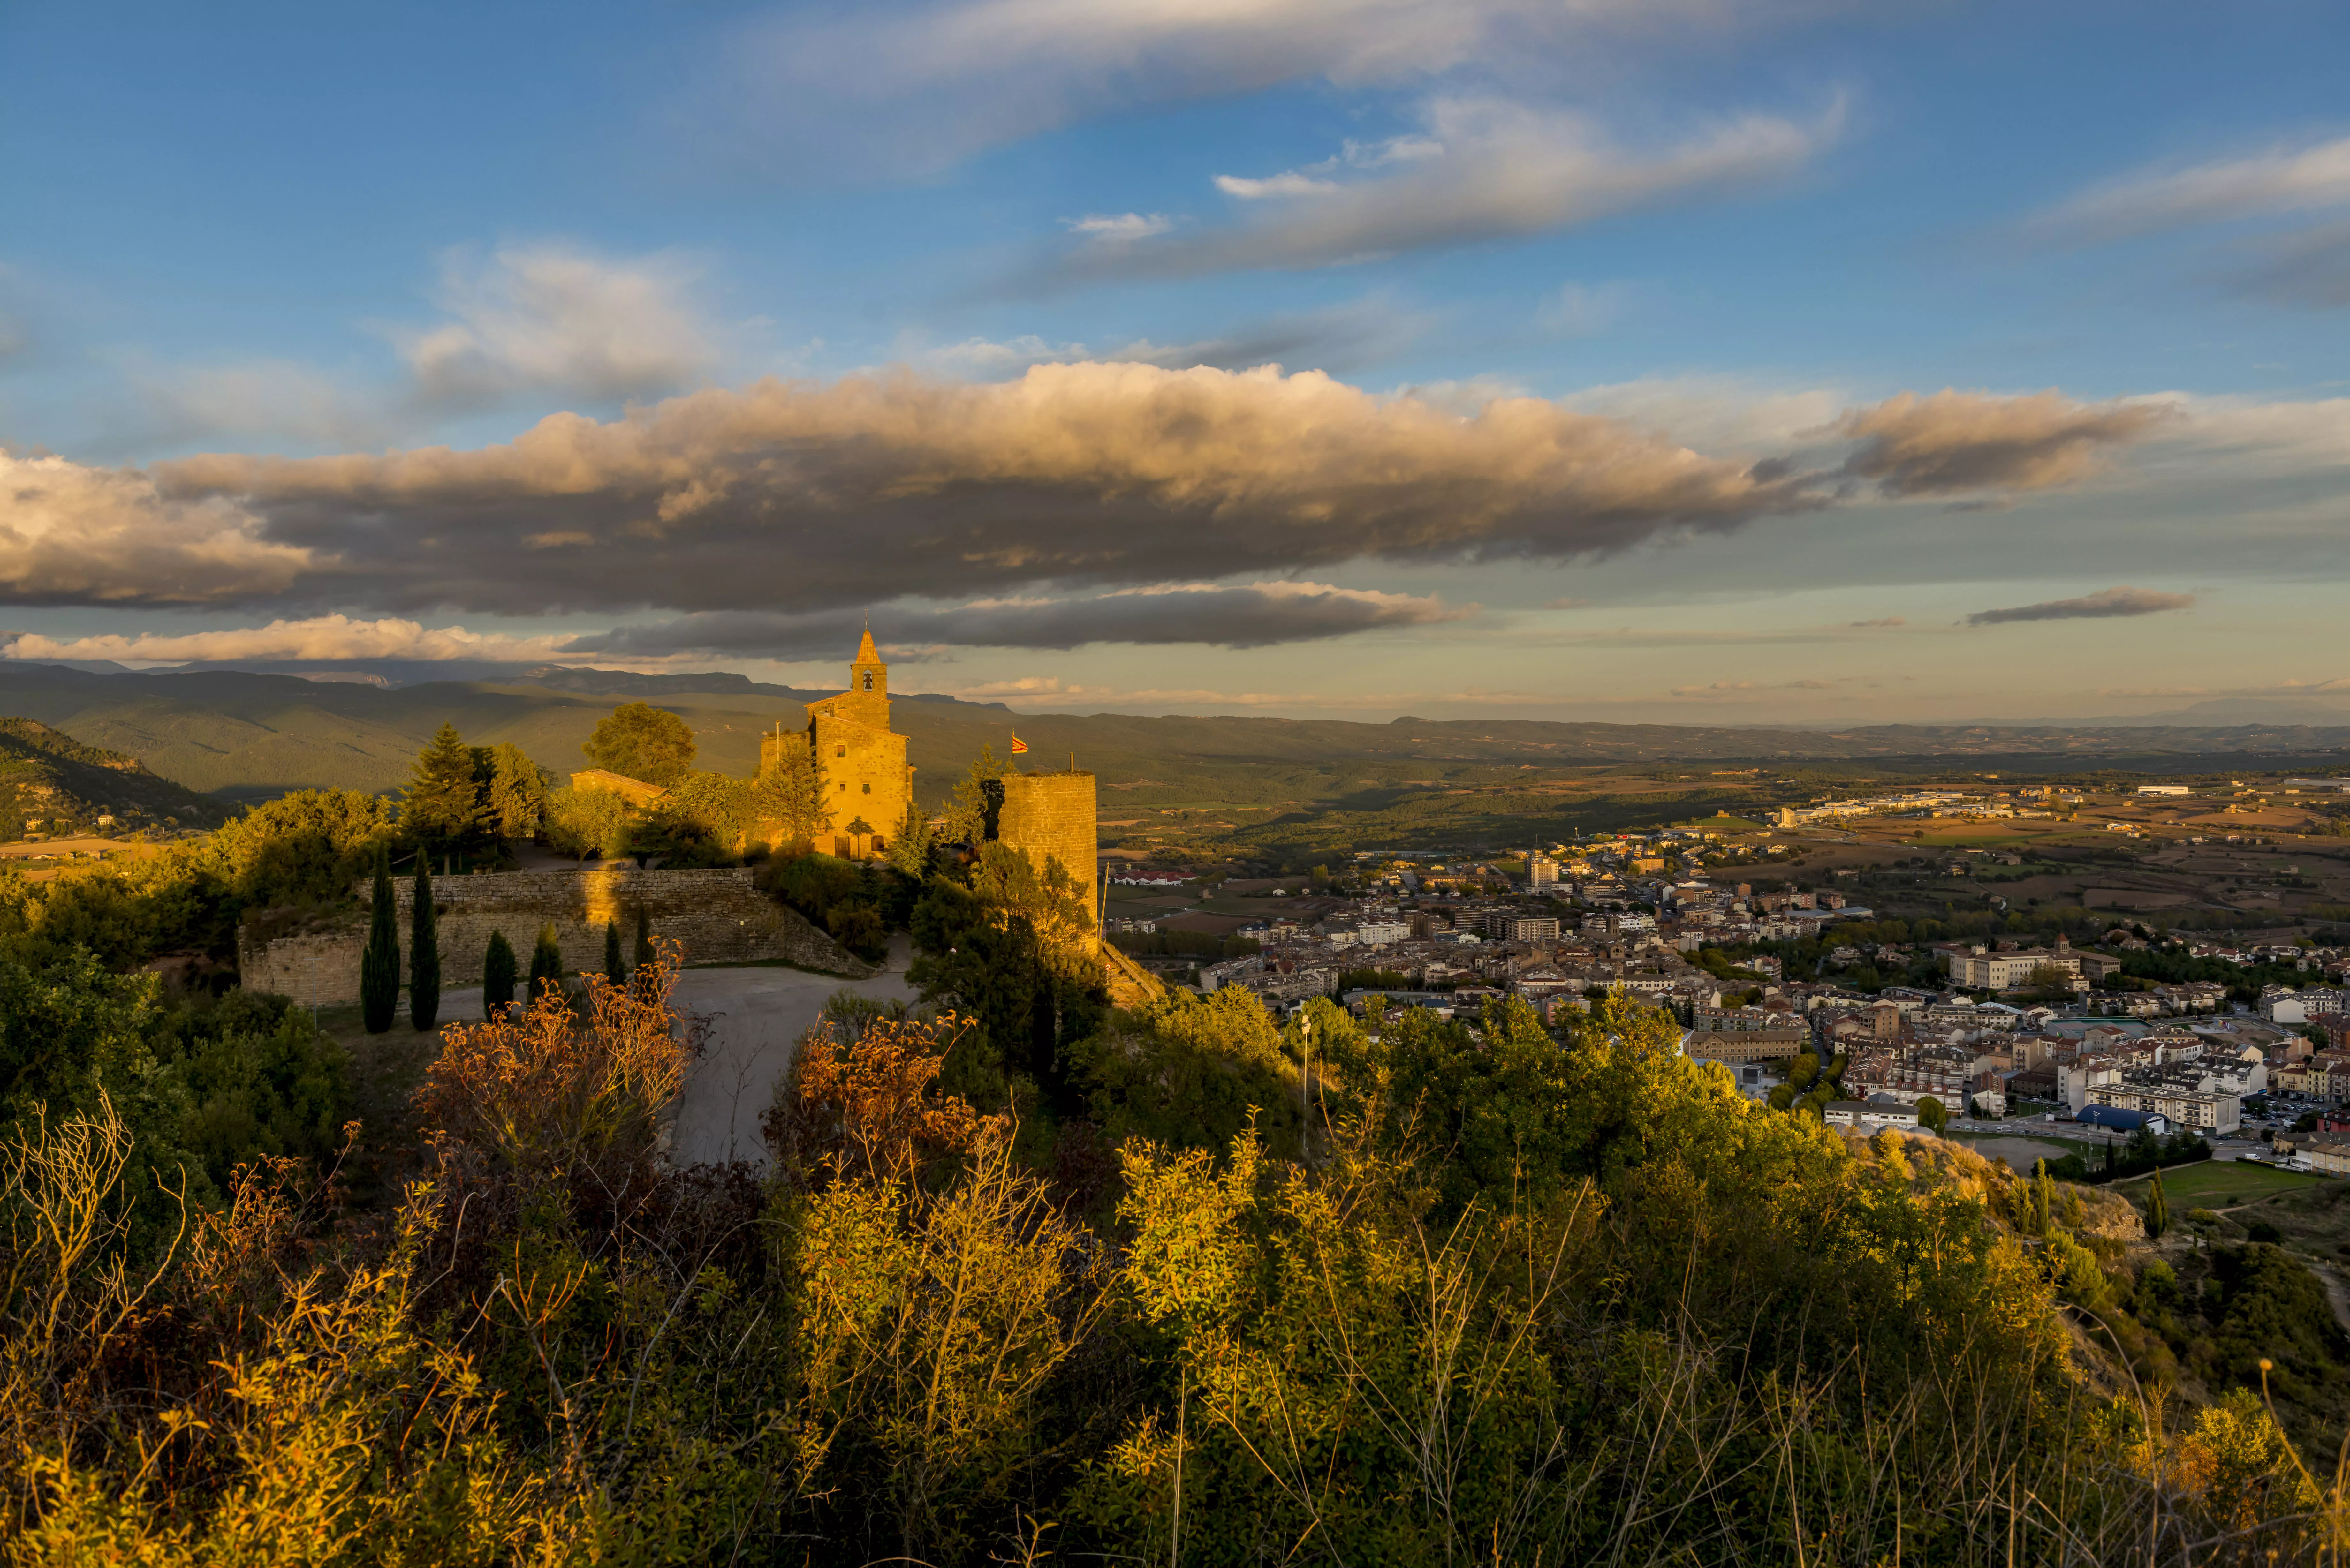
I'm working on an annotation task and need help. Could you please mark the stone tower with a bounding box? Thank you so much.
[765,628,915,859]
[998,766,1099,943]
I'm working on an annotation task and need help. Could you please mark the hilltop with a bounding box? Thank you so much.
[0,715,234,836]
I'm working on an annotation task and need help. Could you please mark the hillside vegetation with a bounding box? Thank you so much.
[0,715,232,835]
[0,715,2346,1562]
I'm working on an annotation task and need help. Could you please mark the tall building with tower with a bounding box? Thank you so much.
[763,628,915,858]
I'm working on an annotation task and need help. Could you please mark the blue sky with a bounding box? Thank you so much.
[3,0,2347,724]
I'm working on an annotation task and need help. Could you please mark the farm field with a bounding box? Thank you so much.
[2114,1160,2333,1208]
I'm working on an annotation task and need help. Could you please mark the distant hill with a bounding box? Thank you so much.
[0,715,234,835]
[1,660,2348,808]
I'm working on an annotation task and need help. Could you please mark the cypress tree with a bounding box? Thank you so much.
[410,856,440,1032]
[482,929,517,1018]
[604,918,627,986]
[528,922,565,1004]
[2147,1170,2169,1239]
[2032,1159,2054,1235]
[360,842,400,1033]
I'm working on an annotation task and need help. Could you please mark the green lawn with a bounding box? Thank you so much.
[2113,1160,2332,1208]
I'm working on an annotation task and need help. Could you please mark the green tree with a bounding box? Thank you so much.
[207,788,395,909]
[661,771,754,856]
[751,732,829,846]
[584,701,695,786]
[1915,1094,1948,1134]
[481,928,517,1017]
[409,856,439,1033]
[544,785,634,862]
[527,922,565,1003]
[604,919,626,986]
[402,722,485,851]
[2147,1168,2170,1239]
[485,743,549,839]
[886,798,935,880]
[938,744,1008,847]
[359,843,399,1034]
[2032,1158,2055,1235]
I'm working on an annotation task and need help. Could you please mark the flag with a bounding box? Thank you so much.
[1009,735,1029,754]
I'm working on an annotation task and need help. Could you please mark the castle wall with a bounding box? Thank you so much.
[998,770,1099,937]
[237,865,874,1004]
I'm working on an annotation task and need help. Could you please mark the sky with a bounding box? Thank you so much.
[2,0,2347,727]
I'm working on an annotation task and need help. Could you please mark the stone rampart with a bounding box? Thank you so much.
[238,864,873,1003]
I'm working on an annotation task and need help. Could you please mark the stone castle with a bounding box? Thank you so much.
[764,631,1102,931]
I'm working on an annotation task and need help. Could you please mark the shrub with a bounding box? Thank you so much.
[527,923,565,1003]
[481,929,517,1017]
[408,858,439,1033]
[358,844,398,1034]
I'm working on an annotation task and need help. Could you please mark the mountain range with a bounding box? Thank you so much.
[1,660,2347,809]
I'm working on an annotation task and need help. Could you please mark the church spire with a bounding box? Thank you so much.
[855,623,879,665]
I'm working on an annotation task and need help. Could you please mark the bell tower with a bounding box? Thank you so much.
[844,625,889,727]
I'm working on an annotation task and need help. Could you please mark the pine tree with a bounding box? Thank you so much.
[604,919,627,985]
[410,856,440,1032]
[487,743,548,840]
[360,842,400,1033]
[528,923,565,1004]
[482,929,517,1018]
[2147,1170,2169,1239]
[404,721,486,853]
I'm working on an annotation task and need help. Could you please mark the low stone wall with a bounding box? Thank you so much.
[238,864,874,1004]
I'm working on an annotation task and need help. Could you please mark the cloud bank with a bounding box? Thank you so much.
[0,366,2190,660]
[1966,586,2194,626]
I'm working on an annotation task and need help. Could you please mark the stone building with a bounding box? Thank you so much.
[999,767,1099,933]
[763,629,915,859]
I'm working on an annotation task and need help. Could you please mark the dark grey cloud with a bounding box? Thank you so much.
[562,581,1468,659]
[128,362,1821,617]
[1966,586,2194,626]
[1839,389,2172,496]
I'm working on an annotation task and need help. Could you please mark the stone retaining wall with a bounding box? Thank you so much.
[238,865,873,1004]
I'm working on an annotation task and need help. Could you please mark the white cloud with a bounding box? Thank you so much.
[1032,94,1843,284]
[113,243,721,450]
[1062,213,1175,244]
[0,452,310,603]
[2035,134,2350,244]
[1537,280,1630,335]
[394,243,716,408]
[1,615,577,666]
